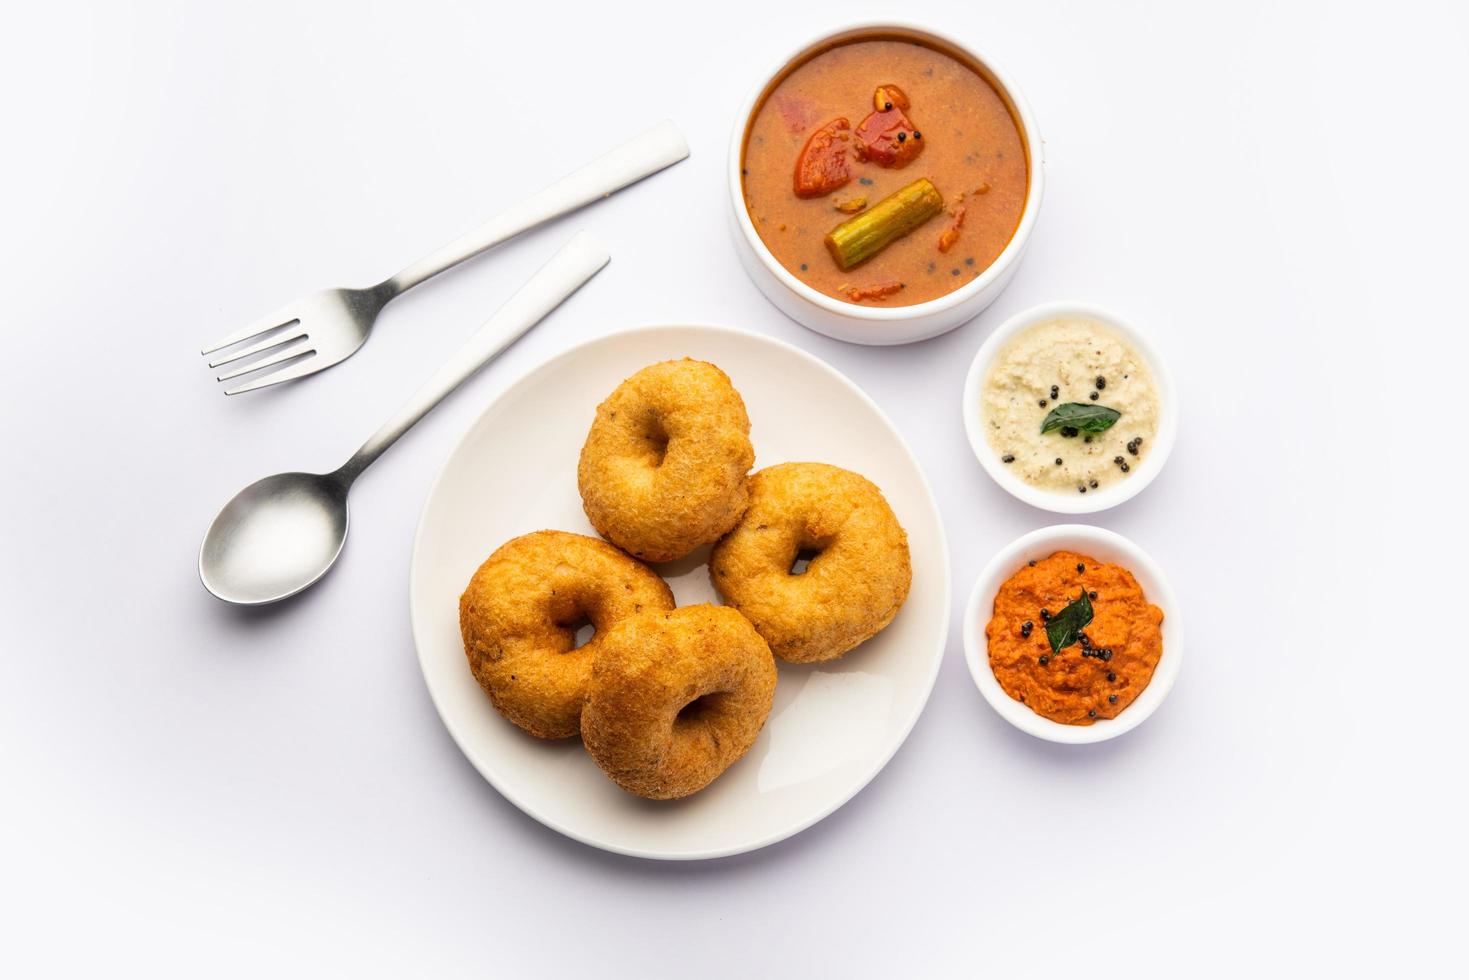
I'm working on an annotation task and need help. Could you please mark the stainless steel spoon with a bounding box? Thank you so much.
[199,231,609,605]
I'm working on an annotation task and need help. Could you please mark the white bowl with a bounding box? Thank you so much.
[962,524,1183,744]
[962,301,1178,514]
[726,21,1046,346]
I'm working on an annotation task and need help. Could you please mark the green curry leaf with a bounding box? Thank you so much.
[1040,402,1121,435]
[1045,589,1095,655]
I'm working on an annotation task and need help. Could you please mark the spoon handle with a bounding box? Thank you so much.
[340,231,609,480]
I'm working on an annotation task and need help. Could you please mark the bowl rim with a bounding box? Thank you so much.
[725,18,1046,323]
[961,300,1179,514]
[961,524,1183,744]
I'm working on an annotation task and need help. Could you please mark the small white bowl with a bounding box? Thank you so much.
[726,21,1045,346]
[962,301,1178,514]
[962,524,1183,744]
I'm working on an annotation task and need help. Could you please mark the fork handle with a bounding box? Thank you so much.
[338,231,610,482]
[382,120,686,295]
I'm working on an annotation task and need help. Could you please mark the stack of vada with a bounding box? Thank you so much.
[459,358,911,801]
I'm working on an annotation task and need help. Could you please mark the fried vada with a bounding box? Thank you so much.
[709,462,911,663]
[459,530,675,739]
[581,605,777,800]
[578,359,754,563]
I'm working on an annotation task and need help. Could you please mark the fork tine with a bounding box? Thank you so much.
[206,328,309,369]
[215,341,314,383]
[221,350,322,395]
[201,307,302,356]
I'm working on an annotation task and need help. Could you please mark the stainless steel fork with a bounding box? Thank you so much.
[200,120,688,394]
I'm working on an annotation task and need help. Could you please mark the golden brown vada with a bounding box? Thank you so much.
[581,605,777,800]
[709,462,911,663]
[459,530,674,739]
[577,359,755,563]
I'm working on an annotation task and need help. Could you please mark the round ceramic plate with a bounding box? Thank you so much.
[410,324,949,860]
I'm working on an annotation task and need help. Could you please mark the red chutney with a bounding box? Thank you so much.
[985,551,1163,725]
[742,35,1028,307]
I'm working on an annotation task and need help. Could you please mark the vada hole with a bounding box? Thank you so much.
[675,692,726,726]
[640,415,670,467]
[555,614,597,650]
[789,548,821,575]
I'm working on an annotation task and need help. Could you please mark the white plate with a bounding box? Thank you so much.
[409,324,950,860]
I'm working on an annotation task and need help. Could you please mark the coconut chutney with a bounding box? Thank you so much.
[981,316,1159,494]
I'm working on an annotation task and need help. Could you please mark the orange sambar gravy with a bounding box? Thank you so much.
[742,36,1029,307]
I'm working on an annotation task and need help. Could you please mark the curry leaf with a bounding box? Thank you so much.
[1040,402,1121,435]
[1045,589,1094,654]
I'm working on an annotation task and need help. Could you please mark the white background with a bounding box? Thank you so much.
[2,1,1462,975]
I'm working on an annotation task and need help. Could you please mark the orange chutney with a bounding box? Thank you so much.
[741,35,1029,307]
[985,551,1163,725]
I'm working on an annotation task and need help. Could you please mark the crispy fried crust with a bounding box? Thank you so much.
[709,462,911,663]
[581,605,777,800]
[577,359,754,563]
[458,531,675,739]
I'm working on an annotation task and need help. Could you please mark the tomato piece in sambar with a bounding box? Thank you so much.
[793,118,852,198]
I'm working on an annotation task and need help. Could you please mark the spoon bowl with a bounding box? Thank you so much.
[200,472,350,605]
[197,231,611,605]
